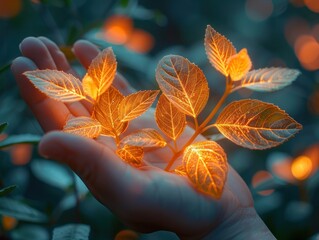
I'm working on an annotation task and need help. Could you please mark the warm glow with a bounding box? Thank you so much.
[245,0,273,21]
[284,17,310,46]
[10,144,32,165]
[294,35,319,71]
[114,230,139,240]
[2,216,17,231]
[305,0,319,13]
[0,0,22,18]
[289,0,305,7]
[291,155,313,180]
[252,170,274,196]
[125,29,155,53]
[103,15,133,45]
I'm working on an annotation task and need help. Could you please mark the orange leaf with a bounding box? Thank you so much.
[216,99,302,149]
[155,94,186,140]
[63,117,102,138]
[183,141,228,199]
[116,145,144,167]
[82,47,117,101]
[120,128,167,148]
[156,55,209,117]
[93,86,128,137]
[24,70,85,102]
[232,68,301,92]
[205,25,236,77]
[227,48,252,81]
[173,165,187,177]
[119,90,159,122]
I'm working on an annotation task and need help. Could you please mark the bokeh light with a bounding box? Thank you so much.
[304,0,319,13]
[125,29,155,54]
[291,155,313,181]
[1,216,17,231]
[252,170,275,196]
[103,15,133,45]
[245,0,273,22]
[0,0,22,18]
[10,144,32,165]
[294,35,319,71]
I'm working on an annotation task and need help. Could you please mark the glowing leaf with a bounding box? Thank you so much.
[82,47,117,100]
[183,141,228,199]
[93,86,128,137]
[24,70,85,102]
[173,165,187,177]
[227,48,252,81]
[156,55,209,117]
[216,99,302,150]
[120,129,167,148]
[116,145,144,167]
[63,117,102,138]
[232,68,301,92]
[204,25,236,76]
[155,94,186,140]
[119,90,159,122]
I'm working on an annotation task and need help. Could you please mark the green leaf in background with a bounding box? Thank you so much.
[0,198,47,223]
[0,122,8,133]
[0,185,16,197]
[0,134,42,149]
[52,224,90,240]
[11,224,49,240]
[31,159,73,190]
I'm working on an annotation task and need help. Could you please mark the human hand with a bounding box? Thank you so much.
[11,37,275,239]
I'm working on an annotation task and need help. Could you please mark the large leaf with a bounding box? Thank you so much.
[227,48,252,81]
[156,55,209,117]
[0,122,8,133]
[120,128,167,148]
[82,47,117,100]
[0,198,47,223]
[11,225,49,240]
[116,145,144,167]
[0,185,16,197]
[232,68,301,92]
[119,90,159,122]
[216,99,302,149]
[63,117,102,138]
[52,224,90,240]
[183,141,228,199]
[93,86,128,137]
[24,70,85,102]
[155,94,186,140]
[0,134,41,149]
[204,25,236,77]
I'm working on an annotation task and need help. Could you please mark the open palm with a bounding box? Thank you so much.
[11,37,273,239]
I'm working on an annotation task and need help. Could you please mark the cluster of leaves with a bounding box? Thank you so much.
[24,25,302,199]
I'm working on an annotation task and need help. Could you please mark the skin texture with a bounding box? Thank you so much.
[11,37,275,239]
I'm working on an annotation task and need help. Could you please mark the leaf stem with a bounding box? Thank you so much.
[200,124,217,134]
[194,117,199,130]
[164,77,232,171]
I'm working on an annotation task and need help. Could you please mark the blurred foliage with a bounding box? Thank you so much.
[0,0,319,239]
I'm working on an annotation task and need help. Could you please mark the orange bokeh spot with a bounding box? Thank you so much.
[2,216,17,231]
[305,0,319,13]
[103,15,133,45]
[245,0,273,21]
[284,17,310,46]
[289,0,305,7]
[294,35,319,71]
[252,170,274,196]
[0,0,22,18]
[291,155,313,180]
[10,144,33,165]
[114,230,139,240]
[125,29,155,54]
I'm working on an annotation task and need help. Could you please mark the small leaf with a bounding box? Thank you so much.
[155,94,186,140]
[0,134,41,149]
[116,145,144,167]
[233,68,301,92]
[82,47,117,100]
[216,99,302,150]
[156,55,209,117]
[52,224,90,240]
[24,70,85,102]
[204,25,236,76]
[0,198,47,223]
[119,90,159,122]
[227,48,252,81]
[173,165,187,177]
[0,185,16,197]
[93,86,128,137]
[63,117,102,138]
[0,122,8,133]
[120,129,167,148]
[183,141,228,199]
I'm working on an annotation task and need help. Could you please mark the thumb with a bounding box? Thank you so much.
[38,131,137,203]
